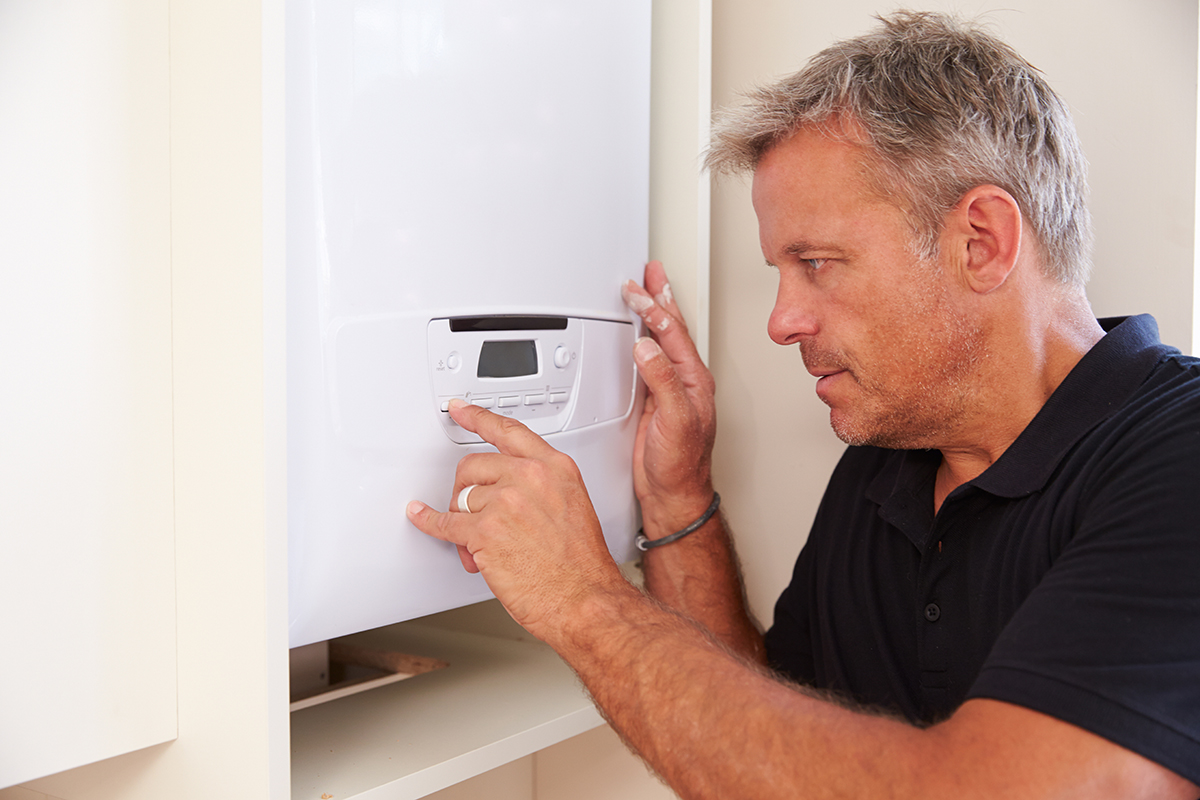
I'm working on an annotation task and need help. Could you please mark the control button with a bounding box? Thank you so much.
[472,397,494,409]
[549,391,569,404]
[440,400,451,412]
[924,603,941,622]
[446,352,461,371]
[524,393,546,405]
[498,395,520,408]
[553,345,570,369]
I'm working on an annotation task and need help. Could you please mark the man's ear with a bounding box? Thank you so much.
[944,185,1023,294]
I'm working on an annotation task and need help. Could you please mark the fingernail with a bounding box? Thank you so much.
[448,398,468,410]
[406,501,425,517]
[634,336,661,362]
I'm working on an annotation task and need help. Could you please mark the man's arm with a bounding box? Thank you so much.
[620,261,763,662]
[563,579,1197,800]
[406,430,1198,799]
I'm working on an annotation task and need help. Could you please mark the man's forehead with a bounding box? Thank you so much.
[753,129,878,205]
[754,114,871,166]
[752,126,914,226]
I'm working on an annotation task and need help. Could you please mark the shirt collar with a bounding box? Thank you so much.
[970,314,1173,498]
[866,315,1174,544]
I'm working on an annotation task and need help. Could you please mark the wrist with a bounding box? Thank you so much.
[549,576,648,655]
[638,484,717,541]
[636,493,720,551]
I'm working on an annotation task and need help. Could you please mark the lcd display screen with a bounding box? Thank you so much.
[477,340,538,378]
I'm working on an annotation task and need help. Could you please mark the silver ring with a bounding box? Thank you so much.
[457,484,480,514]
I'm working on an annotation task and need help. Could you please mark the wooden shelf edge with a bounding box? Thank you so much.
[352,706,606,800]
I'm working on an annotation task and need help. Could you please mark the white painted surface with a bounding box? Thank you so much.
[263,0,293,793]
[0,1,175,788]
[25,2,291,798]
[649,0,713,362]
[1195,4,1200,358]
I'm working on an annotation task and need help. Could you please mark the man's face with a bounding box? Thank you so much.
[752,127,985,449]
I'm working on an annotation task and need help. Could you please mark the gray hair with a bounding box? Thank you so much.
[707,10,1093,285]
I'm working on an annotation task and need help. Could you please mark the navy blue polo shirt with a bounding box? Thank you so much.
[764,315,1200,784]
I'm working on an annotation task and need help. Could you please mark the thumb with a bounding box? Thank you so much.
[455,544,480,574]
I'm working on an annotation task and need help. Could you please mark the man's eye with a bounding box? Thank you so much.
[805,258,827,270]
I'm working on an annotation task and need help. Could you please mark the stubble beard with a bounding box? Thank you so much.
[805,275,987,451]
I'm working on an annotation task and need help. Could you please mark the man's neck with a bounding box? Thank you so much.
[932,290,1105,514]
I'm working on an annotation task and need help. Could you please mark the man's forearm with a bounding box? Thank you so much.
[551,584,1196,800]
[557,581,925,800]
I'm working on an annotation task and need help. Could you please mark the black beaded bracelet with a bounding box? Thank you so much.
[635,492,721,551]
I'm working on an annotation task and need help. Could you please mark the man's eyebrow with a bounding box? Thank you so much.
[782,240,817,256]
[781,240,848,258]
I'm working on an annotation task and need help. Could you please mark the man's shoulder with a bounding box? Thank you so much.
[1136,345,1200,391]
[1109,344,1200,433]
[1007,314,1200,486]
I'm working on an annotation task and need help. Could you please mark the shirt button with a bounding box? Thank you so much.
[924,603,941,622]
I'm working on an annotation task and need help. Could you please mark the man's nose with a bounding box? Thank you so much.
[767,271,819,346]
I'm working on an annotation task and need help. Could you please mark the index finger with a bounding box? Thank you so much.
[447,399,558,459]
[643,260,685,323]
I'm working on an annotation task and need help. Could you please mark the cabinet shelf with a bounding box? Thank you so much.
[290,610,603,800]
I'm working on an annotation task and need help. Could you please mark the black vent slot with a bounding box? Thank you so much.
[449,315,569,332]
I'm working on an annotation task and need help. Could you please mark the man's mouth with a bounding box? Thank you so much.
[804,364,852,404]
[813,368,846,389]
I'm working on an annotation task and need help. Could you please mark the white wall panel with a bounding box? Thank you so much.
[0,0,175,789]
[23,2,290,798]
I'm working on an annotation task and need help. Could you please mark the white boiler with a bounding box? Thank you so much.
[286,0,651,647]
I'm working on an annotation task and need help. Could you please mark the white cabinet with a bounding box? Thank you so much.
[0,1,176,788]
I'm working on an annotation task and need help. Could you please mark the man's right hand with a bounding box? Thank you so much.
[622,261,718,539]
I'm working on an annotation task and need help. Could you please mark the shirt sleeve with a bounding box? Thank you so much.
[969,364,1200,785]
[764,539,818,685]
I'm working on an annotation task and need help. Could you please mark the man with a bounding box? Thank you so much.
[408,11,1200,798]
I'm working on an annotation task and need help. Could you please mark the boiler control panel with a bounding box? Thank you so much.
[428,314,635,445]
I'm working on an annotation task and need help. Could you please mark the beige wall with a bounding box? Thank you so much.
[709,0,1198,628]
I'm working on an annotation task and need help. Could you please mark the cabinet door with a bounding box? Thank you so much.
[0,1,176,788]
